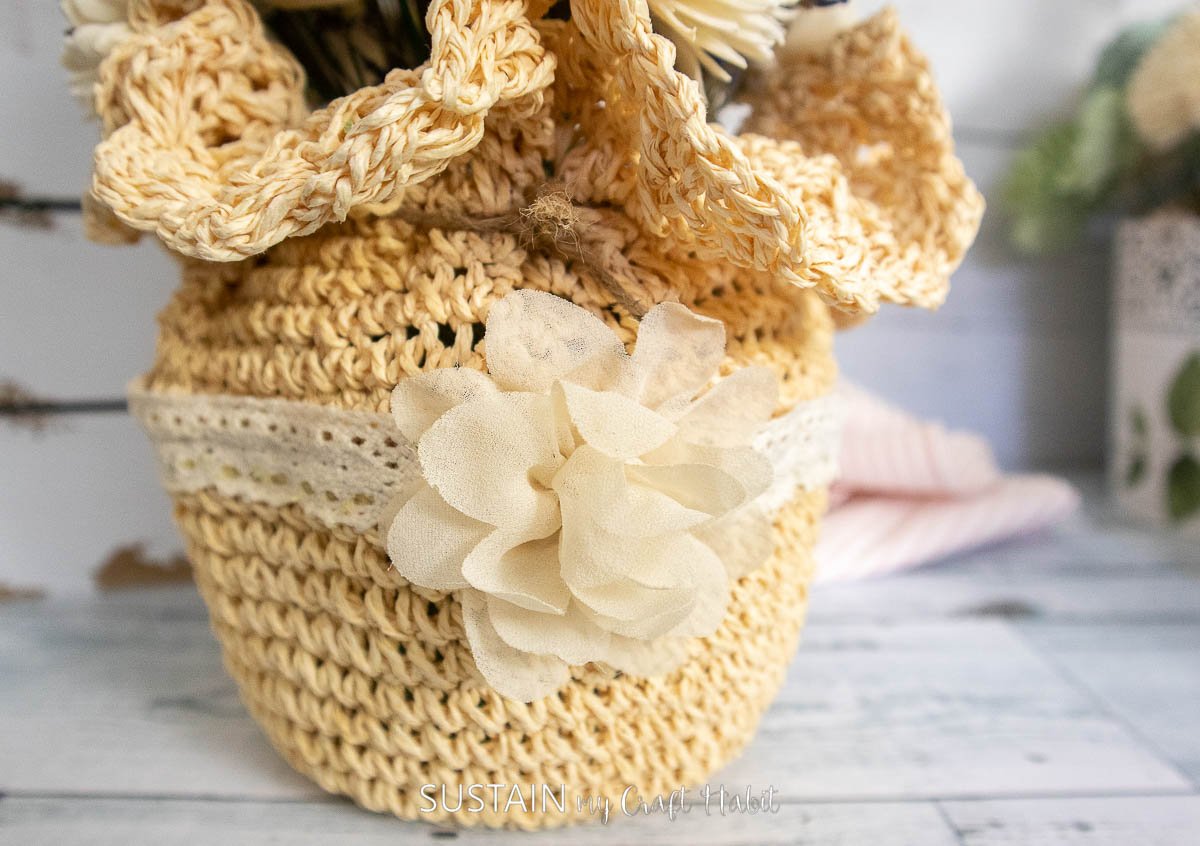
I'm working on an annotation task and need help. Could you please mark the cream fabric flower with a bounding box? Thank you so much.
[387,290,779,701]
[1127,9,1200,152]
[649,0,798,83]
[61,0,131,117]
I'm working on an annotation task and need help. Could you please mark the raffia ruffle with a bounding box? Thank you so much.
[89,0,981,313]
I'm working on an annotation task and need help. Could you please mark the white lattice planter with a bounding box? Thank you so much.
[1110,211,1200,534]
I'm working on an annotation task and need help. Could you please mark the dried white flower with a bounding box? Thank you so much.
[386,290,778,701]
[649,0,799,83]
[60,0,131,117]
[1127,10,1200,152]
[783,0,858,55]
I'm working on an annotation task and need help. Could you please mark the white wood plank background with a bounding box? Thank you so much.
[1019,623,1200,784]
[0,213,177,400]
[2,478,1199,843]
[4,585,1188,803]
[0,0,99,198]
[721,620,1189,801]
[942,796,1200,846]
[0,412,181,594]
[0,797,962,846]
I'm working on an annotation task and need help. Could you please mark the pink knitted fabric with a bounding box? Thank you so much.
[817,384,1080,583]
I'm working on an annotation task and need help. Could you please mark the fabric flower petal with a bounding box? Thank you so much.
[557,381,677,460]
[487,597,610,666]
[602,634,690,676]
[625,461,750,518]
[374,290,791,702]
[692,502,776,580]
[484,290,629,394]
[553,445,713,542]
[645,440,775,502]
[715,446,776,501]
[676,365,779,447]
[375,475,424,534]
[386,487,488,590]
[549,378,578,458]
[663,540,730,638]
[630,302,726,412]
[559,510,702,600]
[574,579,696,641]
[391,367,499,443]
[460,591,569,701]
[461,531,571,614]
[557,493,694,592]
[574,534,726,640]
[621,544,694,590]
[567,532,707,620]
[418,392,561,535]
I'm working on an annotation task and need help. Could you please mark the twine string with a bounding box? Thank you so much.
[385,182,653,318]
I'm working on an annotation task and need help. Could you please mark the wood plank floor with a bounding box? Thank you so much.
[2,475,1198,844]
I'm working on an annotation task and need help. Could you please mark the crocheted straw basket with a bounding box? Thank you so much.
[83,0,981,828]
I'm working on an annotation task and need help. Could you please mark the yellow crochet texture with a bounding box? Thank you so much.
[88,0,981,828]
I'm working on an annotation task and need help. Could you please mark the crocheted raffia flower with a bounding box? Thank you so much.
[649,0,798,83]
[61,0,131,117]
[387,290,778,701]
[1126,10,1200,152]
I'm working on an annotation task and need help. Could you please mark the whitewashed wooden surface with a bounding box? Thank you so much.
[2,475,1199,844]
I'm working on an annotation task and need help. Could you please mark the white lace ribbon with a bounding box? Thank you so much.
[129,380,843,535]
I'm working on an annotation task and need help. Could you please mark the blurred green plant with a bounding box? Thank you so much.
[1125,404,1148,488]
[1168,454,1200,522]
[1166,353,1200,523]
[1168,353,1200,438]
[1003,17,1200,254]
